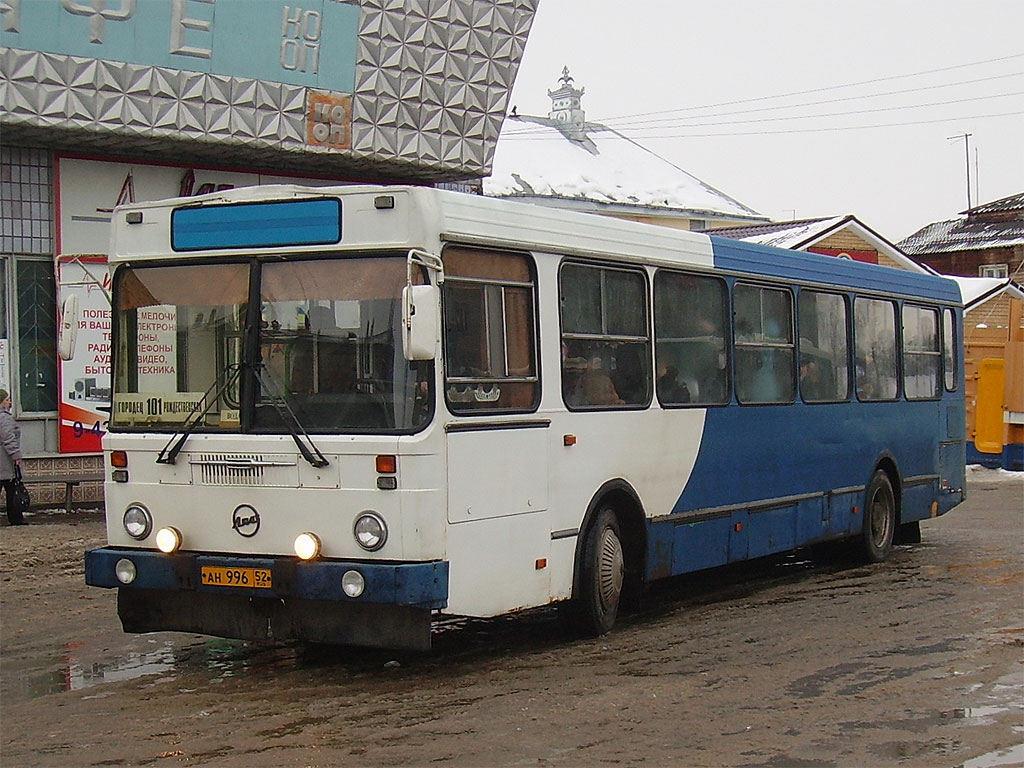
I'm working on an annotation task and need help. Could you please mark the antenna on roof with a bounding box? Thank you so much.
[947,133,973,210]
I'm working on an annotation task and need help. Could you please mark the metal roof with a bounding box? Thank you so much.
[899,216,1024,255]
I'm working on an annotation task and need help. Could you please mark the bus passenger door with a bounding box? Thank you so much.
[445,424,551,615]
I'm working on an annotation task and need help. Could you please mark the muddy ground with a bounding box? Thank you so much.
[1,466,1022,768]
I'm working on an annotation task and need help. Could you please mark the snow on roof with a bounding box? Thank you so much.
[962,191,1024,216]
[712,217,847,249]
[949,276,1024,309]
[900,192,1024,255]
[900,217,1024,255]
[484,116,765,221]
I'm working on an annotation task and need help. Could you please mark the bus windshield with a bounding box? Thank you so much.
[110,255,433,433]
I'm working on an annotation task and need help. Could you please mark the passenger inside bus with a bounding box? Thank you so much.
[799,356,826,401]
[563,343,626,407]
[576,356,625,406]
[657,362,691,404]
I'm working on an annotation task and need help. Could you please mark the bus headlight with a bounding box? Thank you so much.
[294,532,322,561]
[341,569,365,597]
[122,504,152,540]
[155,526,182,554]
[115,558,137,584]
[354,512,387,552]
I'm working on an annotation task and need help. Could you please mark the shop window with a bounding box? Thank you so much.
[1,147,53,255]
[16,258,57,412]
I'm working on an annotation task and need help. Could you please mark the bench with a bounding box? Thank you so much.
[22,472,105,512]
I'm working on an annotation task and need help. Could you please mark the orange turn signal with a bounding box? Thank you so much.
[375,455,397,474]
[111,450,128,468]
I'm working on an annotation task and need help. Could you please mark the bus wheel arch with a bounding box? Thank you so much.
[571,480,647,636]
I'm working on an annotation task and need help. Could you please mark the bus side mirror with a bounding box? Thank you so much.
[57,293,80,361]
[402,284,439,361]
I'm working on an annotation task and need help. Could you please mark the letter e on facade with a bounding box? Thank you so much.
[306,91,352,150]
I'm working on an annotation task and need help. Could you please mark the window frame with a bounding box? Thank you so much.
[797,288,851,404]
[732,281,796,406]
[653,269,730,407]
[942,307,958,392]
[978,263,1008,279]
[902,303,942,401]
[441,247,540,415]
[12,254,58,416]
[854,296,900,402]
[559,260,651,411]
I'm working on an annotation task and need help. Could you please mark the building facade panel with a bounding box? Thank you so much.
[2,0,537,181]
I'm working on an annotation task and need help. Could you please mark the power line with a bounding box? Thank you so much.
[592,52,1024,123]
[499,110,1024,140]
[608,110,1024,139]
[603,72,1024,130]
[615,91,1024,133]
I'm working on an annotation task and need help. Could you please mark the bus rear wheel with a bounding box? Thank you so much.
[862,470,896,562]
[577,507,625,636]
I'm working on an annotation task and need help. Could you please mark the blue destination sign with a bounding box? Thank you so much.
[1,0,359,93]
[171,198,342,251]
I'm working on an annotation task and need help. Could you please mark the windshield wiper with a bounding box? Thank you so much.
[253,363,330,469]
[156,362,243,465]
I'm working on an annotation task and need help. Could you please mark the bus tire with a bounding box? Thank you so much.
[578,507,625,636]
[862,470,896,562]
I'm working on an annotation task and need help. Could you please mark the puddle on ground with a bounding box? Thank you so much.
[4,635,308,704]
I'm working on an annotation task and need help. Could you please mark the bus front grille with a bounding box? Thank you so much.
[190,454,298,486]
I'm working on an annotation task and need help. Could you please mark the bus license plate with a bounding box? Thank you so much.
[200,566,272,589]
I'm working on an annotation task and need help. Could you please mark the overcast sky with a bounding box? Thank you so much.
[506,0,1024,242]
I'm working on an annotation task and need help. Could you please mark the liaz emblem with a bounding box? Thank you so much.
[232,505,260,537]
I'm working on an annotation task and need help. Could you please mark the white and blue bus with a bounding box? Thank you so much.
[84,185,966,650]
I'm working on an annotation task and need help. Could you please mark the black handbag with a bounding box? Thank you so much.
[11,466,31,514]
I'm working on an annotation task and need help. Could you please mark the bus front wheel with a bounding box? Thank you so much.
[862,470,896,562]
[577,507,625,636]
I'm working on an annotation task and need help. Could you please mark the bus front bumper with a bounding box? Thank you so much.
[85,547,449,608]
[85,548,449,650]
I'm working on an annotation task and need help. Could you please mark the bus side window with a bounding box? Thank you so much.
[653,271,729,406]
[560,263,650,409]
[854,297,899,401]
[733,283,795,404]
[903,305,941,400]
[442,247,539,414]
[798,290,850,403]
[943,307,957,392]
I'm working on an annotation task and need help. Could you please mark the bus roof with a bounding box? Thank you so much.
[110,184,961,305]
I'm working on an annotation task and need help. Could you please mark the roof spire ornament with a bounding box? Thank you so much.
[548,66,586,141]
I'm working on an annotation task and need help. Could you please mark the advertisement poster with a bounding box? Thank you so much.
[57,257,112,453]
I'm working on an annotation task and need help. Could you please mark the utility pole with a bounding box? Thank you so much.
[947,133,973,210]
